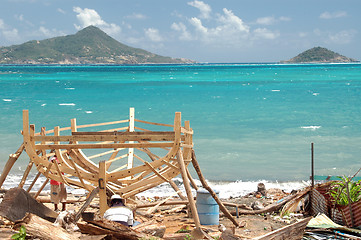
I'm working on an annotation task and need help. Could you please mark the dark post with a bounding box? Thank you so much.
[311,142,314,188]
[310,142,314,215]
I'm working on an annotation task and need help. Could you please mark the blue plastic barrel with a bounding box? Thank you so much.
[196,188,219,225]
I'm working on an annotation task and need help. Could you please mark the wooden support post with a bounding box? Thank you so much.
[99,160,107,216]
[18,161,34,188]
[127,107,135,170]
[74,187,99,222]
[186,168,198,191]
[18,124,37,189]
[176,150,201,228]
[0,143,25,189]
[191,149,240,227]
[168,180,187,200]
[34,178,49,199]
[34,161,53,199]
[27,171,41,192]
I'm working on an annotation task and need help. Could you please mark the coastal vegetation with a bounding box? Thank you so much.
[0,25,194,64]
[281,46,359,63]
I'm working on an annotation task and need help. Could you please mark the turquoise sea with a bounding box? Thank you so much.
[1,63,361,196]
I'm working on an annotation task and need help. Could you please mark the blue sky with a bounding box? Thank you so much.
[0,0,360,63]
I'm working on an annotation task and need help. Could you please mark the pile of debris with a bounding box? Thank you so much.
[0,183,314,240]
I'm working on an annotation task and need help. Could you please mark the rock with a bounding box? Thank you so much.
[257,183,267,197]
[251,201,264,210]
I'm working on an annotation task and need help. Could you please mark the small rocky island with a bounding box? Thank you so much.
[281,47,359,63]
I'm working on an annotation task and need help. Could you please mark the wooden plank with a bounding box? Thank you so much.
[135,118,174,127]
[35,142,174,150]
[32,134,179,142]
[253,217,311,240]
[75,119,129,129]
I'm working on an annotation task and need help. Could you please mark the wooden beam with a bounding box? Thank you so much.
[99,161,107,216]
[74,187,99,222]
[32,134,179,142]
[191,150,239,227]
[127,107,135,170]
[176,150,201,228]
[18,161,34,188]
[0,143,25,189]
[35,142,174,150]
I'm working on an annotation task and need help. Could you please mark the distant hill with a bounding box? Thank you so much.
[281,47,359,63]
[0,26,194,64]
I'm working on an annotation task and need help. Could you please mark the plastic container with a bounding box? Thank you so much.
[196,188,220,225]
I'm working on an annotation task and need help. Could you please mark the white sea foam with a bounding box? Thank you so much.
[59,103,76,106]
[301,126,321,130]
[271,89,280,92]
[2,99,11,102]
[65,88,75,90]
[1,175,309,199]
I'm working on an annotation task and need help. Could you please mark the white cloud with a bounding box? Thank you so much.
[187,8,251,46]
[320,11,347,19]
[171,22,192,41]
[125,13,146,20]
[188,0,211,19]
[57,8,66,14]
[14,14,24,21]
[2,28,20,41]
[73,7,120,35]
[145,28,163,42]
[253,28,280,40]
[189,17,207,34]
[256,16,276,25]
[0,19,5,29]
[328,30,356,44]
[256,16,291,25]
[37,26,65,38]
[218,8,249,33]
[279,16,291,22]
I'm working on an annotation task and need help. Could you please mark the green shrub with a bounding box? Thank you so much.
[11,225,26,240]
[328,176,361,206]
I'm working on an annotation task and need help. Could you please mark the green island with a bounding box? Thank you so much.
[0,25,194,64]
[281,46,359,63]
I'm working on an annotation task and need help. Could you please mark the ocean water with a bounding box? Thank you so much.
[1,63,361,197]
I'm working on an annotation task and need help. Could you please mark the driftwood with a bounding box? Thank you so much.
[0,187,58,222]
[79,212,149,240]
[14,213,78,240]
[229,189,310,216]
[253,217,311,240]
[132,219,166,237]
